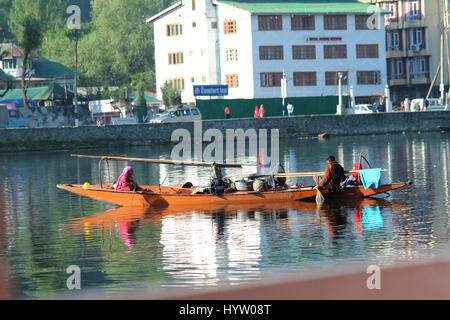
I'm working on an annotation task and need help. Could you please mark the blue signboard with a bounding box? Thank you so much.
[193,85,228,97]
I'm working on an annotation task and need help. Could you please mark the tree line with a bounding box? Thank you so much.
[0,0,177,99]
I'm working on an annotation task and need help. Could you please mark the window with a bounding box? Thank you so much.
[224,20,236,34]
[191,108,200,115]
[190,77,195,83]
[324,15,347,30]
[225,48,238,62]
[387,30,402,51]
[405,0,421,21]
[260,72,283,87]
[259,46,283,60]
[355,15,370,30]
[382,2,398,22]
[291,15,315,30]
[408,28,424,50]
[168,52,184,65]
[192,21,196,28]
[166,23,182,37]
[357,71,381,85]
[324,45,347,59]
[169,78,185,90]
[356,44,379,58]
[226,74,239,88]
[211,21,217,29]
[3,59,17,69]
[325,71,349,86]
[409,57,429,79]
[292,45,316,60]
[202,75,206,84]
[293,72,317,86]
[388,58,405,80]
[192,0,196,10]
[258,15,282,30]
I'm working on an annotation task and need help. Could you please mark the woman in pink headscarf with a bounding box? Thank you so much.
[254,105,260,118]
[114,166,142,191]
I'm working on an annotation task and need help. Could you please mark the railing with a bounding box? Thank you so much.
[389,74,406,80]
[387,45,401,52]
[410,72,429,79]
[404,13,422,22]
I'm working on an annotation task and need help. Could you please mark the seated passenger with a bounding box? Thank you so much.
[115,166,143,191]
[314,156,346,192]
[275,177,289,189]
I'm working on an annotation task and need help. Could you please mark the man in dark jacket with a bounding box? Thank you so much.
[314,156,346,191]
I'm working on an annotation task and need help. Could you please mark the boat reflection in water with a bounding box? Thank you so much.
[68,198,406,289]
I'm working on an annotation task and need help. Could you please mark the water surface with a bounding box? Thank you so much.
[0,132,449,298]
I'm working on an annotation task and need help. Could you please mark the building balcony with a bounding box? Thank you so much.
[388,75,407,87]
[410,73,430,85]
[407,47,429,57]
[386,48,429,59]
[386,15,425,30]
[386,50,404,59]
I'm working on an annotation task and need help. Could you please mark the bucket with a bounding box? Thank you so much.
[253,179,266,192]
[235,181,250,191]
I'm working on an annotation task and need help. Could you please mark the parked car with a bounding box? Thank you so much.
[410,98,445,111]
[149,106,202,123]
[351,104,374,114]
[0,104,28,128]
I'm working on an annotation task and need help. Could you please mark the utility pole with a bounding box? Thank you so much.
[74,29,79,126]
[336,72,343,115]
[441,26,445,102]
[281,69,287,115]
[445,0,450,107]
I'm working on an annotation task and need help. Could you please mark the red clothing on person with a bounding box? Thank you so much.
[254,106,260,118]
[319,161,346,191]
[352,162,363,184]
[115,166,142,191]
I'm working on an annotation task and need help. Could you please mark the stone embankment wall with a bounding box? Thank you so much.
[19,105,93,128]
[0,111,449,152]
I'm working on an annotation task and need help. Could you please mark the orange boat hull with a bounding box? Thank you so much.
[56,182,409,208]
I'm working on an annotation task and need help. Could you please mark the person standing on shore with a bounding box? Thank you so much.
[287,102,294,116]
[254,105,260,118]
[259,104,265,118]
[404,97,410,112]
[224,105,231,119]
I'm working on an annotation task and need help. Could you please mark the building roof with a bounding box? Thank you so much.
[0,43,24,59]
[129,91,161,104]
[0,68,11,80]
[31,57,75,80]
[146,1,183,23]
[214,0,389,14]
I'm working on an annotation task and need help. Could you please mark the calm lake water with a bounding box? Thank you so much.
[0,131,449,299]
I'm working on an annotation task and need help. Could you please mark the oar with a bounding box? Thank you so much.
[71,154,254,168]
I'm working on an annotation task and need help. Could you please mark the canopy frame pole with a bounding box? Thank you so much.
[98,158,103,189]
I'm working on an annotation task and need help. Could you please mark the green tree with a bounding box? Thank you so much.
[9,0,69,35]
[0,0,13,41]
[161,81,181,107]
[130,71,156,93]
[13,15,43,107]
[135,81,146,107]
[78,0,158,85]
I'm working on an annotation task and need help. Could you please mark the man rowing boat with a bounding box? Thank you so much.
[314,156,346,192]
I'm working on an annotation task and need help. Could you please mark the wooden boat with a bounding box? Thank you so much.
[56,182,409,208]
[57,154,410,208]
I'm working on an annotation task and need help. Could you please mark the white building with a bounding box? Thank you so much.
[147,0,389,104]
